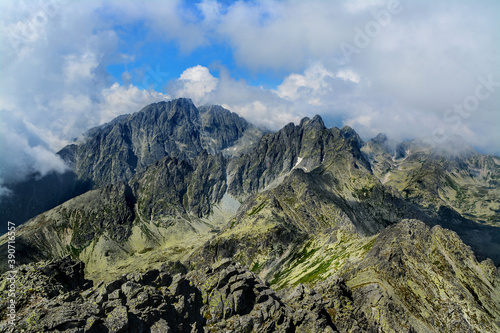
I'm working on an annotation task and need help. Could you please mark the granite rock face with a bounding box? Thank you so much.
[227,116,371,198]
[71,98,258,187]
[131,150,228,221]
[198,104,254,155]
[0,99,262,233]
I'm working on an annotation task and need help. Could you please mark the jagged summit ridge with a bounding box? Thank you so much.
[67,98,260,187]
[227,114,371,197]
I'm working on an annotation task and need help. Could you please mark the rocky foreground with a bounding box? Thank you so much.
[1,220,499,333]
[0,256,354,333]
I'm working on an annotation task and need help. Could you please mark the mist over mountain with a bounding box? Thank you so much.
[0,98,499,332]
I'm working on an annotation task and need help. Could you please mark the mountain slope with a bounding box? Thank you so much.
[0,152,232,280]
[282,220,500,333]
[340,220,500,332]
[2,220,498,333]
[191,149,429,285]
[362,134,500,226]
[1,103,500,332]
[0,99,264,234]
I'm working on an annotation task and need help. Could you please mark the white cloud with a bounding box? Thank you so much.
[171,65,219,104]
[63,53,99,83]
[102,0,207,53]
[343,0,387,14]
[197,0,222,24]
[346,115,374,129]
[101,83,169,124]
[0,182,12,198]
[225,100,301,130]
[217,1,350,71]
[276,64,337,102]
[336,69,360,83]
[0,113,69,186]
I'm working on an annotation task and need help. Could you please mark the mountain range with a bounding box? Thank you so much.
[0,98,499,332]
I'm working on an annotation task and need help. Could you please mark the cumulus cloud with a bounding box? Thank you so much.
[99,0,207,53]
[277,65,334,101]
[212,0,500,153]
[169,65,300,129]
[101,83,168,124]
[63,53,99,83]
[170,66,219,104]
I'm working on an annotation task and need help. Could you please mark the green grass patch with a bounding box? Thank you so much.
[296,258,334,285]
[360,238,377,253]
[296,246,319,265]
[248,199,268,216]
[251,261,263,272]
[66,244,83,258]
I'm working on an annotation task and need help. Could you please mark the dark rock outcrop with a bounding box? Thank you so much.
[0,258,339,332]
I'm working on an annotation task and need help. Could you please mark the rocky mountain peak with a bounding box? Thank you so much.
[0,99,264,232]
[68,99,261,186]
[299,114,326,130]
[373,132,388,144]
[339,125,362,144]
[152,98,199,124]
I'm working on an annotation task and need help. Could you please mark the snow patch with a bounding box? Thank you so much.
[293,157,303,170]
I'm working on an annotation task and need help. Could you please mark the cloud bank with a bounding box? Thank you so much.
[0,0,499,194]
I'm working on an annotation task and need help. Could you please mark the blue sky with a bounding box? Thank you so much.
[0,0,499,192]
[101,2,287,89]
